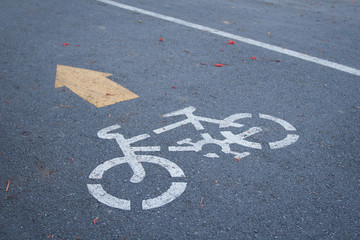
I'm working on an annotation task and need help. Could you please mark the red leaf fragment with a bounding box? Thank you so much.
[4,100,9,103]
[226,40,235,44]
[270,194,281,201]
[214,64,224,67]
[159,37,164,42]
[251,56,257,60]
[62,43,69,46]
[93,217,99,224]
[172,86,177,89]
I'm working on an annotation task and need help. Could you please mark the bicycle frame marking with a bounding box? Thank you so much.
[153,106,247,134]
[88,106,299,210]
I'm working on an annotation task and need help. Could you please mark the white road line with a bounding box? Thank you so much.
[97,0,360,77]
[142,182,187,210]
[259,113,297,131]
[269,134,300,149]
[87,184,131,210]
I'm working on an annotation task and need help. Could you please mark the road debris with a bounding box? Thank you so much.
[59,105,74,108]
[200,197,204,209]
[5,180,10,192]
[270,194,281,201]
[93,217,99,224]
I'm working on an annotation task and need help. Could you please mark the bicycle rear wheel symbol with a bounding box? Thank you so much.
[87,155,186,210]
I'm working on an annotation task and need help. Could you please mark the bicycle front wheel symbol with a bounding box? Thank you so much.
[87,155,187,210]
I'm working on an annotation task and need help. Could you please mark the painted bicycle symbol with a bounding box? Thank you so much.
[87,106,299,210]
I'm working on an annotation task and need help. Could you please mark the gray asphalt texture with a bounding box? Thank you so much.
[1,0,359,239]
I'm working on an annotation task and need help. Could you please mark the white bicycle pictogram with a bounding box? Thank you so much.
[87,106,299,210]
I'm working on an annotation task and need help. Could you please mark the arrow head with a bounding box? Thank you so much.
[55,65,138,107]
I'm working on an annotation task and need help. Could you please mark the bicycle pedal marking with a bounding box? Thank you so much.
[88,106,300,210]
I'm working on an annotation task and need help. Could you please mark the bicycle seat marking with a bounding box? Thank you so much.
[87,106,299,210]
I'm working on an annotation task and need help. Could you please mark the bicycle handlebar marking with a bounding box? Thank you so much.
[88,106,299,210]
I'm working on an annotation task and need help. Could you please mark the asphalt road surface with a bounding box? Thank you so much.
[1,0,359,239]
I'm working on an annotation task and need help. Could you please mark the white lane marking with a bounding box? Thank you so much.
[221,113,252,128]
[204,153,220,158]
[259,113,297,131]
[169,132,251,159]
[269,134,299,149]
[153,106,244,134]
[87,184,131,210]
[142,182,187,210]
[131,146,161,152]
[140,155,186,178]
[88,155,186,210]
[97,0,360,77]
[97,124,122,139]
[97,125,163,183]
[88,157,146,183]
[221,127,263,149]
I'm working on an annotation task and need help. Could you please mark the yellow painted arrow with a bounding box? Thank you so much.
[55,65,139,108]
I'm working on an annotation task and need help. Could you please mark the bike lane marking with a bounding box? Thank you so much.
[97,0,360,77]
[55,65,138,107]
[87,107,299,210]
